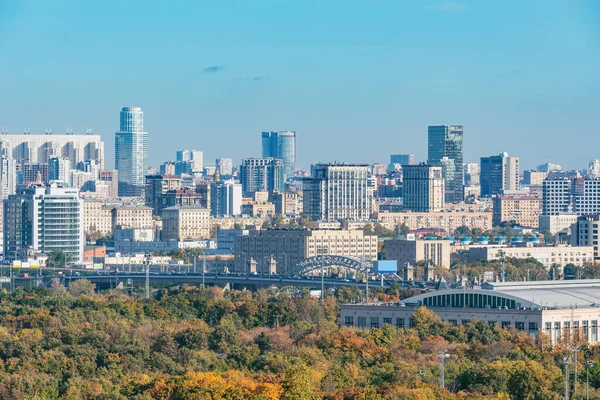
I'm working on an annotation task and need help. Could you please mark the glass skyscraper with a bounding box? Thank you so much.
[261,131,296,178]
[115,107,148,197]
[428,125,464,203]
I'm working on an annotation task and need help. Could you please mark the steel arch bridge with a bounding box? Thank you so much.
[287,255,371,276]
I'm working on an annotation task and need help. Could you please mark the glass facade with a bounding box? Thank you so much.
[115,107,148,196]
[262,131,296,179]
[428,125,464,203]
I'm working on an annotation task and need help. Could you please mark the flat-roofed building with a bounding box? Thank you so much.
[385,235,451,269]
[161,206,211,241]
[83,199,113,237]
[111,205,153,231]
[234,229,377,274]
[493,195,542,228]
[375,211,492,234]
[340,280,600,345]
[463,244,594,268]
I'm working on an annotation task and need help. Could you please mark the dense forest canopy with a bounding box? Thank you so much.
[0,281,597,399]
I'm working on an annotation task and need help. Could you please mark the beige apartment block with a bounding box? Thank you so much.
[83,199,113,237]
[493,195,542,228]
[464,244,594,268]
[385,236,451,269]
[234,229,378,274]
[111,205,153,231]
[375,211,493,234]
[161,206,211,241]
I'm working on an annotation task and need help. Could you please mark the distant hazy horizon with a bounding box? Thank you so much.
[0,0,598,171]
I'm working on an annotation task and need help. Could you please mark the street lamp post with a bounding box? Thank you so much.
[281,252,288,275]
[438,351,449,389]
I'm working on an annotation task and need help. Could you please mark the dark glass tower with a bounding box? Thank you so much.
[428,125,464,203]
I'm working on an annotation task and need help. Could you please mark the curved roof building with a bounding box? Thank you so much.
[340,280,600,345]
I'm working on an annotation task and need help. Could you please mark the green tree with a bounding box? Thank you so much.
[69,279,96,296]
[281,364,320,400]
[46,250,72,268]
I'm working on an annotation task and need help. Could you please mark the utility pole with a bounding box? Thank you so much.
[275,314,280,329]
[321,257,325,300]
[438,350,448,389]
[586,361,595,400]
[564,355,572,400]
[573,345,580,397]
[145,254,150,300]
[365,258,370,305]
[202,255,206,286]
[500,250,506,282]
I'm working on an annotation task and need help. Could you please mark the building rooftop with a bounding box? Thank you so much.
[394,280,600,310]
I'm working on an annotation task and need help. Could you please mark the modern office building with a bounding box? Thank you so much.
[240,158,285,196]
[115,107,148,196]
[493,195,542,228]
[161,206,211,241]
[234,228,378,274]
[464,162,480,187]
[262,131,296,178]
[216,157,233,177]
[542,177,600,218]
[390,154,415,166]
[302,163,373,221]
[48,157,72,183]
[340,280,600,346]
[3,184,84,262]
[0,133,104,167]
[176,150,203,173]
[428,125,463,203]
[145,175,182,215]
[571,215,600,261]
[402,164,445,212]
[210,180,242,217]
[0,156,16,199]
[385,234,451,269]
[480,152,520,197]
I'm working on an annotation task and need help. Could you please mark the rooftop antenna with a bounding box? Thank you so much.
[86,128,92,134]
[66,128,73,135]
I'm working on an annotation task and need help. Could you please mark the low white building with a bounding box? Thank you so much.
[340,280,600,345]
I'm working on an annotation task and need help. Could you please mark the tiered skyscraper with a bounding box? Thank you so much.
[115,107,148,197]
[427,125,463,203]
[262,131,296,178]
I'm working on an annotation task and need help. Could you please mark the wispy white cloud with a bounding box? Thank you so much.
[202,65,225,73]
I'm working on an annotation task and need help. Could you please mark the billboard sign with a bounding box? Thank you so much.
[374,260,398,273]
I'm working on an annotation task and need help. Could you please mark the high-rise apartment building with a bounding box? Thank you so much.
[428,125,463,203]
[216,158,233,177]
[176,150,203,173]
[523,170,548,186]
[240,158,285,196]
[210,180,242,217]
[541,177,600,217]
[492,195,542,228]
[302,163,373,221]
[0,133,104,167]
[3,184,84,262]
[262,131,296,178]
[479,152,520,197]
[571,215,600,261]
[0,156,16,199]
[19,163,48,185]
[48,157,72,183]
[464,162,480,186]
[115,107,148,197]
[98,169,119,198]
[390,154,415,166]
[402,164,445,212]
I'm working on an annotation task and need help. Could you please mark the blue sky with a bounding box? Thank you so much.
[0,0,598,170]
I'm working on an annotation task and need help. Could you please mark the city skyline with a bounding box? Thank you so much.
[0,1,598,171]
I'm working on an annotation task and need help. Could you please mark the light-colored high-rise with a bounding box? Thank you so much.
[402,164,444,212]
[302,163,373,221]
[0,156,16,199]
[115,107,148,197]
[480,152,520,197]
[48,157,72,183]
[240,158,285,196]
[3,184,84,262]
[210,180,242,216]
[216,158,233,177]
[0,133,104,167]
